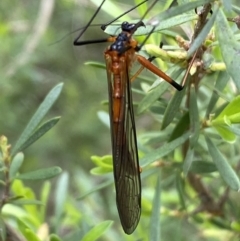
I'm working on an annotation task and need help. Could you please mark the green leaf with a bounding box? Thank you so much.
[226,113,240,123]
[205,71,229,117]
[189,85,199,146]
[187,4,219,57]
[85,61,106,69]
[90,166,113,175]
[0,217,6,241]
[169,111,189,141]
[17,167,62,180]
[12,83,63,156]
[232,5,240,15]
[18,219,41,241]
[91,155,113,173]
[222,0,232,11]
[214,96,240,119]
[153,13,197,32]
[40,181,51,222]
[213,125,236,143]
[149,175,161,241]
[78,180,113,200]
[141,131,190,166]
[151,0,214,23]
[226,126,240,136]
[81,220,113,241]
[15,117,60,153]
[97,111,110,128]
[10,199,43,205]
[190,161,217,174]
[23,229,41,241]
[54,172,69,229]
[183,148,194,177]
[49,234,63,241]
[176,171,186,210]
[161,86,186,129]
[137,82,169,114]
[215,9,240,90]
[9,152,24,179]
[11,180,40,226]
[212,96,240,142]
[205,136,240,191]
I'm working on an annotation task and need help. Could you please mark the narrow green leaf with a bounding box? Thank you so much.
[18,219,41,241]
[49,234,62,241]
[90,166,113,175]
[226,126,240,136]
[10,199,43,205]
[81,220,113,241]
[12,83,63,155]
[23,229,41,241]
[212,96,240,142]
[222,0,232,11]
[17,167,62,180]
[17,219,29,238]
[151,0,213,23]
[183,148,194,177]
[141,131,190,166]
[214,96,240,119]
[40,181,51,222]
[149,174,161,241]
[189,85,199,146]
[161,87,186,129]
[205,71,229,117]
[137,82,169,114]
[15,117,60,153]
[188,5,219,57]
[169,111,189,141]
[153,13,197,32]
[232,5,240,15]
[97,111,110,128]
[78,180,113,200]
[215,9,240,90]
[227,113,240,123]
[0,217,6,241]
[176,171,186,210]
[85,61,106,69]
[190,161,217,173]
[209,217,232,229]
[55,172,69,227]
[213,125,236,143]
[205,136,240,191]
[91,155,113,169]
[9,152,24,179]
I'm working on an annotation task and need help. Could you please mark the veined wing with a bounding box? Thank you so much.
[105,54,141,234]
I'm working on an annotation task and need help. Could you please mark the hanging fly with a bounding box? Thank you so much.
[73,0,184,234]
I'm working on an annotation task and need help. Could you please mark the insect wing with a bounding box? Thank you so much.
[106,56,141,234]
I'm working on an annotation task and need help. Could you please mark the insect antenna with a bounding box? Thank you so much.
[101,0,149,30]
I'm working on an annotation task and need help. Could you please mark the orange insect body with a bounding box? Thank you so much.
[104,22,143,234]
